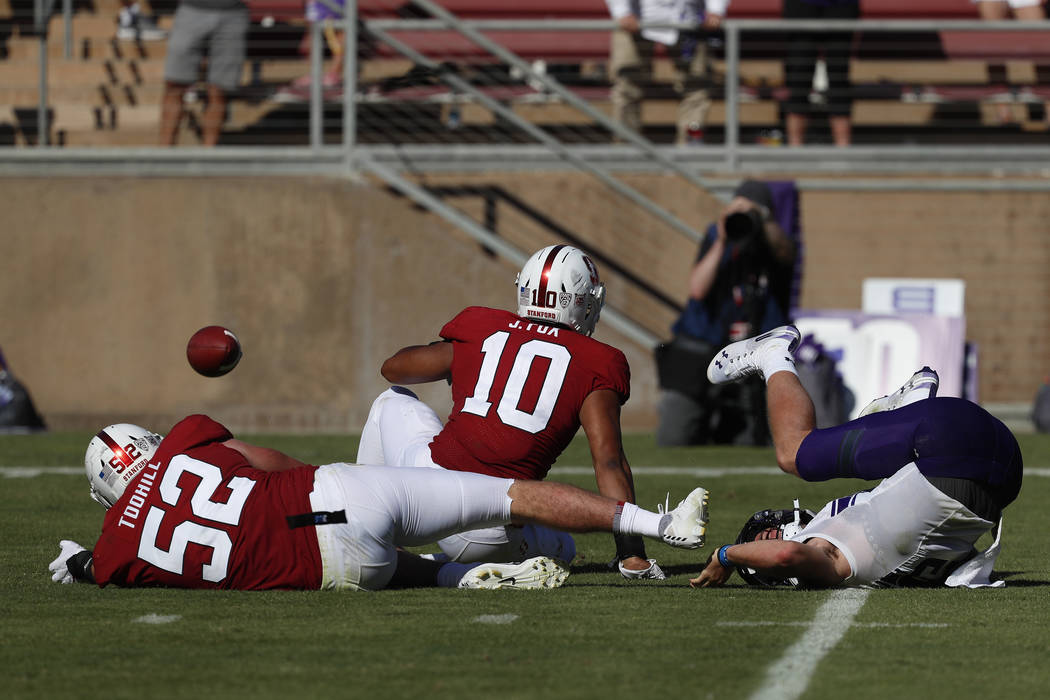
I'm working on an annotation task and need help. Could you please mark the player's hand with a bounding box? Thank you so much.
[689,553,732,588]
[48,540,86,584]
[619,557,667,580]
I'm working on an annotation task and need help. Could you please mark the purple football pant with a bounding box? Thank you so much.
[796,397,1022,507]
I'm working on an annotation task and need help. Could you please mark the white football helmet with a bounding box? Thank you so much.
[515,245,606,336]
[84,423,163,509]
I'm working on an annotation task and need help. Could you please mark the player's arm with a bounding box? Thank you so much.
[380,340,454,384]
[689,539,847,588]
[581,389,653,572]
[223,440,309,472]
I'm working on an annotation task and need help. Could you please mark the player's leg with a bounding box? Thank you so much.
[355,386,443,466]
[436,523,576,565]
[706,325,814,475]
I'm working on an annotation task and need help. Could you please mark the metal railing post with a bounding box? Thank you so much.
[724,23,740,170]
[63,0,72,59]
[35,0,49,146]
[309,21,323,150]
[343,2,358,167]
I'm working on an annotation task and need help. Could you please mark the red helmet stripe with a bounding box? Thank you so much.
[536,245,566,307]
[96,430,134,469]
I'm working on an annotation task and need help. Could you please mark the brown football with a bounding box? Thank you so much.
[186,326,242,377]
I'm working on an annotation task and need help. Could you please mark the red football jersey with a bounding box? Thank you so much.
[429,306,630,480]
[92,415,323,590]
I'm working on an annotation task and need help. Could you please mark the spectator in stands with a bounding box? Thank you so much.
[655,180,796,446]
[977,0,1047,124]
[159,0,249,146]
[782,0,859,146]
[117,1,167,42]
[272,1,352,104]
[604,1,727,145]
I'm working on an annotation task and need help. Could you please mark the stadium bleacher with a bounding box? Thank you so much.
[2,0,1049,146]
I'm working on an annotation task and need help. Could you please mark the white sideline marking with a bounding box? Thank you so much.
[1,467,84,478]
[473,613,519,625]
[133,614,181,625]
[719,620,948,629]
[749,589,870,700]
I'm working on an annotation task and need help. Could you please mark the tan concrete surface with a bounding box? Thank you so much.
[2,175,1047,434]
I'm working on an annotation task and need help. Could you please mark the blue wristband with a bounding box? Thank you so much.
[717,544,733,568]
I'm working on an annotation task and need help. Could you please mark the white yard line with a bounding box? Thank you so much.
[749,589,871,700]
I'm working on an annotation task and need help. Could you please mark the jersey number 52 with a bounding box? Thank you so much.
[137,456,256,583]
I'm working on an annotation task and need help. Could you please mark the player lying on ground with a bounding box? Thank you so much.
[48,415,709,592]
[357,245,665,579]
[689,326,1022,589]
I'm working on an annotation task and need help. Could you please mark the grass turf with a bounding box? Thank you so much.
[2,431,1049,699]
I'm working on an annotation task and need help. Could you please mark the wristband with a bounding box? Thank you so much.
[717,544,733,569]
[67,550,96,584]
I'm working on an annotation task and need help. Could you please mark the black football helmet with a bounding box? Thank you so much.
[734,500,815,587]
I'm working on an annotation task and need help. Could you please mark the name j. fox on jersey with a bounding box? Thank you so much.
[430,306,630,481]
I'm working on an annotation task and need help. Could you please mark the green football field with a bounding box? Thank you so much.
[3,431,1048,700]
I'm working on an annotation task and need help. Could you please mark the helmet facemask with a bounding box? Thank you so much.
[734,499,815,587]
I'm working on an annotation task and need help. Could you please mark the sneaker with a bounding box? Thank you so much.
[658,487,709,549]
[706,325,801,385]
[858,366,939,417]
[458,556,569,590]
[271,73,342,104]
[117,7,167,42]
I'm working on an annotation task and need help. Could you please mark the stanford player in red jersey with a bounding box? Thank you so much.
[357,245,666,579]
[48,417,710,591]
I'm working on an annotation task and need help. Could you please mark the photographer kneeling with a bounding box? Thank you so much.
[656,180,797,446]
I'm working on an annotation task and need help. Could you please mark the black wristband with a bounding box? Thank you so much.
[613,533,647,562]
[67,550,96,584]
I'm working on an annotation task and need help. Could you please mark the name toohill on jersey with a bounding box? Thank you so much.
[429,306,630,480]
[92,415,323,590]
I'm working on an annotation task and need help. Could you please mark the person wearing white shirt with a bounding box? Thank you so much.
[605,0,729,144]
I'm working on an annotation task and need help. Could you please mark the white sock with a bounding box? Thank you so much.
[761,347,799,382]
[436,562,474,588]
[612,502,665,538]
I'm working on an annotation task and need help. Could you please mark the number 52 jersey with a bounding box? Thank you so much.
[91,415,323,590]
[429,306,631,481]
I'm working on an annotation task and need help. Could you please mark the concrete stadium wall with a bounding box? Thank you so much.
[2,175,1047,433]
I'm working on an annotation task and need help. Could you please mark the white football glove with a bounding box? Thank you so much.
[618,558,666,580]
[48,540,87,584]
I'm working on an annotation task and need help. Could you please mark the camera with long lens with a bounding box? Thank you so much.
[724,208,765,243]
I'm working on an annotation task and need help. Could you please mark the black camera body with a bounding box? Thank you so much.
[724,208,765,243]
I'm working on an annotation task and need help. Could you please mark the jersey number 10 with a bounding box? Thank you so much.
[461,332,570,433]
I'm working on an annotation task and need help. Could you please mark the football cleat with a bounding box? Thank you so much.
[458,556,569,590]
[858,366,940,417]
[618,558,667,580]
[707,325,801,385]
[658,487,709,549]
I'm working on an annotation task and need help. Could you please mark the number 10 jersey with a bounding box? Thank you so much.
[430,306,631,480]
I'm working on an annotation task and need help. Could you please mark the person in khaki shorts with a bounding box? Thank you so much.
[159,0,249,146]
[605,0,727,144]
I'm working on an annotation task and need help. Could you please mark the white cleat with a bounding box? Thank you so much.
[458,556,569,590]
[617,559,667,580]
[659,487,709,549]
[858,366,940,417]
[706,325,801,385]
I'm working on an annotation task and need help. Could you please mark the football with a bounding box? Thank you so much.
[186,326,242,377]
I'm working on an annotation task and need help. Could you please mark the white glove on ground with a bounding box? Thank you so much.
[48,540,87,584]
